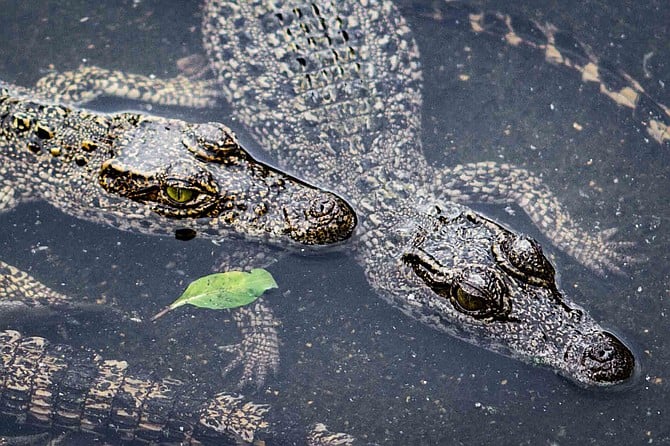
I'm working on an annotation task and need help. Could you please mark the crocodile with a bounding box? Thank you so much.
[1,0,654,441]
[192,0,642,384]
[0,80,359,442]
[40,0,642,384]
[0,78,356,349]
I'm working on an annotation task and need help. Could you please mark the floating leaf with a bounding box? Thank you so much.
[151,268,278,321]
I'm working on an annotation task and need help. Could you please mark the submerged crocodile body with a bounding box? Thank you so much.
[0,330,269,445]
[432,2,670,146]
[0,327,374,444]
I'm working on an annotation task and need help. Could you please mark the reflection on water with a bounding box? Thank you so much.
[0,0,668,444]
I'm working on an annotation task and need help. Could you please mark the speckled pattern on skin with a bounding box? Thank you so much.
[0,78,358,443]
[195,0,637,387]
[0,82,356,247]
[0,329,270,444]
[4,0,664,442]
[30,1,643,388]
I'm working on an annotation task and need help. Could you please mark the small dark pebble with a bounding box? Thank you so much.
[175,228,197,241]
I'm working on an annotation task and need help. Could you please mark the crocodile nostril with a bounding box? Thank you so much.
[283,192,356,245]
[588,346,614,363]
[308,197,337,219]
[581,332,635,384]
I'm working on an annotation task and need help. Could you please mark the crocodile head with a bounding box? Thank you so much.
[395,202,635,387]
[97,116,356,245]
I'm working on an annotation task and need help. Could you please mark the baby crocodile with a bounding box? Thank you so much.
[50,0,639,387]
[200,0,639,382]
[0,80,358,442]
[204,0,643,385]
[0,81,356,246]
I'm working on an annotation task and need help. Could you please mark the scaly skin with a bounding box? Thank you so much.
[0,326,369,444]
[0,329,269,444]
[0,82,356,246]
[27,0,640,386]
[195,0,636,387]
[1,0,656,443]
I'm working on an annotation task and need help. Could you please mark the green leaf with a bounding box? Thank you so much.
[151,268,278,321]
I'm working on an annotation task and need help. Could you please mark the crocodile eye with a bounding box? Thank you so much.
[166,186,197,204]
[454,287,487,312]
[493,233,555,286]
[450,266,511,320]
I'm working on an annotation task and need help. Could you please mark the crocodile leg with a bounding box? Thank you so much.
[0,261,73,310]
[430,161,637,275]
[218,299,280,388]
[214,246,282,388]
[151,290,281,390]
[35,66,222,108]
[148,243,282,388]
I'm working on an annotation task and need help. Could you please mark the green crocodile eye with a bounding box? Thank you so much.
[166,186,197,203]
[454,287,486,312]
[448,266,511,320]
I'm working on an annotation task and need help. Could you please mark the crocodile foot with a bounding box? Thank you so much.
[308,423,379,446]
[218,299,280,388]
[35,65,222,108]
[576,227,642,276]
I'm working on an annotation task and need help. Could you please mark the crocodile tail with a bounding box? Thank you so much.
[0,330,269,444]
[424,1,670,147]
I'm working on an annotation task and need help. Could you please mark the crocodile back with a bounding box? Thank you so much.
[202,0,428,198]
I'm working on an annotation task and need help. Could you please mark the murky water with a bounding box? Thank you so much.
[0,0,668,444]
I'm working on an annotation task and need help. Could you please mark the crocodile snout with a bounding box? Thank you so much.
[580,331,635,385]
[283,192,357,245]
[563,330,636,386]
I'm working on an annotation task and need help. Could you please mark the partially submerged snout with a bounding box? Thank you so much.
[282,191,357,244]
[564,331,635,386]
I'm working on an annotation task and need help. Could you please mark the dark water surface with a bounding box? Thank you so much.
[0,0,668,444]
